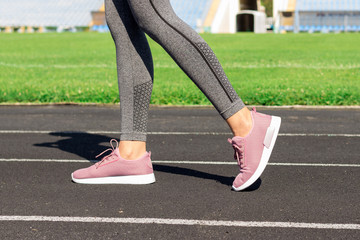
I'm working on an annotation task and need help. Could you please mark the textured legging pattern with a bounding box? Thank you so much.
[133,81,152,133]
[196,42,239,102]
[106,0,245,141]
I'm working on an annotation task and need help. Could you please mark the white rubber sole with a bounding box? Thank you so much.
[232,116,281,191]
[71,173,156,185]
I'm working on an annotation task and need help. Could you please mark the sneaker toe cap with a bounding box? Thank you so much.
[232,171,253,189]
[72,168,90,179]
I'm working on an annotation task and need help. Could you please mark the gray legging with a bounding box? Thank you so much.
[105,0,245,141]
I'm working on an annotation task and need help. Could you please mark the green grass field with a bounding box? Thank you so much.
[0,32,359,105]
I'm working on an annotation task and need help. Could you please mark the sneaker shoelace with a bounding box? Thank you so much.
[95,139,119,168]
[228,139,245,169]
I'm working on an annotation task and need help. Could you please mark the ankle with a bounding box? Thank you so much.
[226,107,253,137]
[233,118,252,137]
[120,151,146,160]
[118,141,146,160]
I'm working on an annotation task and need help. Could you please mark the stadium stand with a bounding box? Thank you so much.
[0,0,270,34]
[296,0,360,33]
[0,0,103,32]
[0,0,213,33]
[274,0,360,33]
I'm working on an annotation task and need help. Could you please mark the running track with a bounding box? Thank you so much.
[0,105,359,239]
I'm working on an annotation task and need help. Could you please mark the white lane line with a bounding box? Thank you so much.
[154,161,360,167]
[0,158,94,163]
[267,162,360,167]
[0,216,359,230]
[0,159,359,167]
[278,133,360,137]
[0,130,359,137]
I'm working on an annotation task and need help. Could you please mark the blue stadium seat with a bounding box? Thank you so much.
[100,25,109,32]
[320,25,330,33]
[285,25,294,31]
[98,25,105,32]
[349,25,357,31]
[91,25,110,32]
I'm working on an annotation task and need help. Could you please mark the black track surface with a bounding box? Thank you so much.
[0,105,359,239]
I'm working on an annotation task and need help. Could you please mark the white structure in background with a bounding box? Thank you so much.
[210,0,267,33]
[273,0,294,33]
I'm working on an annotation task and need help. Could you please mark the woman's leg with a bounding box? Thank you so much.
[126,0,281,191]
[72,0,156,184]
[106,0,154,159]
[126,0,248,120]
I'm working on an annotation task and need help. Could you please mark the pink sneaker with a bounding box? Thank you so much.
[71,139,155,184]
[228,107,281,191]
